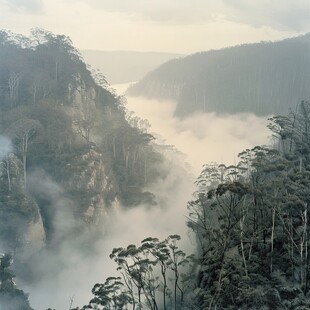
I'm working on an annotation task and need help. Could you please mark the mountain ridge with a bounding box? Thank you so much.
[128,33,310,117]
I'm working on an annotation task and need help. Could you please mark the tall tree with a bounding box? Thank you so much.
[5,118,42,189]
[0,254,33,310]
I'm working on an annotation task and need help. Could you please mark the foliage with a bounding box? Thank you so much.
[128,33,310,117]
[0,253,33,310]
[82,235,195,310]
[0,29,167,253]
[188,101,310,309]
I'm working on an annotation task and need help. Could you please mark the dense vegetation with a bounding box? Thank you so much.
[0,254,33,310]
[67,101,310,310]
[2,29,310,309]
[0,29,167,303]
[128,34,310,117]
[187,101,310,309]
[76,235,194,310]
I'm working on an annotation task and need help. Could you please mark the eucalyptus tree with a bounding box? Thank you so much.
[0,253,33,310]
[5,118,42,189]
[0,153,21,192]
[83,277,131,310]
[141,237,170,310]
[140,235,194,310]
[110,244,159,310]
[84,235,193,310]
[187,101,310,309]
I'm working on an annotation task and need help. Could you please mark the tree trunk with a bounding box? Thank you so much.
[22,134,28,190]
[6,156,11,192]
[270,206,276,273]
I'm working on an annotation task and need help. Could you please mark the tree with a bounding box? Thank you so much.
[84,277,131,310]
[8,71,20,107]
[187,102,310,309]
[5,118,42,189]
[0,153,21,192]
[84,236,194,310]
[0,253,33,310]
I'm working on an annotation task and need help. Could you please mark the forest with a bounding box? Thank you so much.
[0,29,169,309]
[63,100,310,310]
[1,29,310,310]
[128,33,310,117]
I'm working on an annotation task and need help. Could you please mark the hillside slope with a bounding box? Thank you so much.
[0,29,164,259]
[128,33,310,116]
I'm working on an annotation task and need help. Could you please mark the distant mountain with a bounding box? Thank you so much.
[128,34,310,117]
[81,50,183,84]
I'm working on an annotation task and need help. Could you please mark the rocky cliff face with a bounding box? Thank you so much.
[23,215,46,259]
[65,74,121,220]
[0,152,46,256]
[0,29,161,262]
[2,90,121,259]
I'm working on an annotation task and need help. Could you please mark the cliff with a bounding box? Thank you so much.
[0,29,162,259]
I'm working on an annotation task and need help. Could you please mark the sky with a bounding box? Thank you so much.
[0,0,309,53]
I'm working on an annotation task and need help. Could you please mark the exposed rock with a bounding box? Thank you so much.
[23,215,45,259]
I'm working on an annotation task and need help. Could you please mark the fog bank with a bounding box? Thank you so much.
[26,87,270,309]
[120,92,270,175]
[27,134,195,309]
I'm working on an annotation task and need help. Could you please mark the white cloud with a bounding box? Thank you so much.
[85,0,222,24]
[85,0,310,31]
[0,0,303,53]
[124,95,270,175]
[4,0,43,13]
[223,0,310,31]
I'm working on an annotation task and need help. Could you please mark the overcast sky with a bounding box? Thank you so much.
[0,0,309,53]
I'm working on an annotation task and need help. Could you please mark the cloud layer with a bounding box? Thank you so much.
[124,95,270,175]
[86,0,221,24]
[4,0,43,13]
[86,0,310,30]
[26,141,196,309]
[223,0,310,31]
[0,0,301,53]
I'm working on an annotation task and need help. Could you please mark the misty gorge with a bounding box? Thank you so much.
[0,14,310,310]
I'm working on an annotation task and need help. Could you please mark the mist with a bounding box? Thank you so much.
[0,136,12,160]
[116,84,271,175]
[26,138,196,309]
[20,86,270,309]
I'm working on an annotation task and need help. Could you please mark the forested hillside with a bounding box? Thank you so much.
[70,101,310,310]
[128,34,310,117]
[2,28,310,310]
[0,29,168,308]
[187,101,310,309]
[55,101,310,310]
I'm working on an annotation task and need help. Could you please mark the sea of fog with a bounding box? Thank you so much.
[27,83,271,309]
[114,83,271,175]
